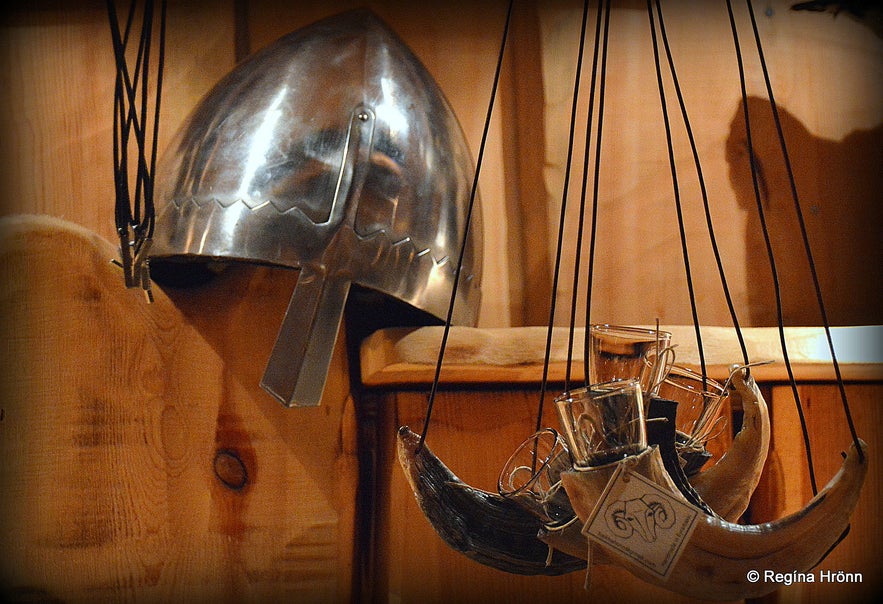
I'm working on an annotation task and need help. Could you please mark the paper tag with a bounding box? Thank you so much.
[582,466,700,580]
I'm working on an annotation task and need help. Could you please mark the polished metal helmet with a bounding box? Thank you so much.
[149,9,482,407]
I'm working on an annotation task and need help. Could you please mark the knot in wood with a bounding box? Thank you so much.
[213,449,249,491]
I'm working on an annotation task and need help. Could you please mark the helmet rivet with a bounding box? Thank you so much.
[357,111,370,122]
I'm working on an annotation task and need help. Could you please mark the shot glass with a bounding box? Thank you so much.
[554,378,647,468]
[497,428,575,526]
[589,324,672,390]
[655,365,728,447]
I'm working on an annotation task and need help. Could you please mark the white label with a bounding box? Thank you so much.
[582,467,700,580]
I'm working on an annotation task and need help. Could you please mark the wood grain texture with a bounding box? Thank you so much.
[538,0,883,328]
[1,4,878,602]
[0,215,357,602]
[0,3,238,246]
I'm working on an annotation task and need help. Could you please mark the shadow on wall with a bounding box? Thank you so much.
[725,95,883,326]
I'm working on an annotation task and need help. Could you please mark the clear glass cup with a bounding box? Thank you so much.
[554,378,647,468]
[655,364,728,447]
[589,324,672,390]
[497,428,575,526]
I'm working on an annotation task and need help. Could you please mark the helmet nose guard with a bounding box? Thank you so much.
[149,10,483,407]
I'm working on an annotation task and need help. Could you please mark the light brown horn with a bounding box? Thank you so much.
[561,439,867,601]
[690,366,770,521]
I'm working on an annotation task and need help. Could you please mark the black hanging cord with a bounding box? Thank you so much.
[562,0,596,391]
[566,0,610,394]
[743,1,864,464]
[537,0,596,432]
[108,0,167,300]
[651,0,751,371]
[581,0,614,372]
[145,1,166,241]
[726,0,820,493]
[417,0,515,453]
[646,0,709,383]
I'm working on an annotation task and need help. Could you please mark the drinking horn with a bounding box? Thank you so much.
[396,426,586,575]
[396,369,769,572]
[397,359,867,599]
[560,438,867,600]
[689,366,770,521]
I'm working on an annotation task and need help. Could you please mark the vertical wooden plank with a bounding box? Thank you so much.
[501,1,553,326]
[0,216,358,602]
[0,2,238,243]
[537,0,883,328]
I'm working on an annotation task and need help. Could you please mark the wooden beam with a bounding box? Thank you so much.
[360,324,883,386]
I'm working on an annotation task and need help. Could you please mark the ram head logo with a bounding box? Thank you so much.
[604,493,676,542]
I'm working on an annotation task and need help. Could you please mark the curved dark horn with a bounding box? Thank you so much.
[396,426,586,576]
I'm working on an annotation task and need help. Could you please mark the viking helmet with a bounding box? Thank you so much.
[149,9,482,407]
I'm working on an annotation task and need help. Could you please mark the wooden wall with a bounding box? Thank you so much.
[536,0,883,328]
[1,1,880,329]
[0,1,238,243]
[0,216,361,601]
[0,2,880,601]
